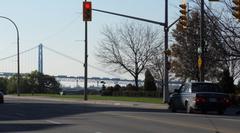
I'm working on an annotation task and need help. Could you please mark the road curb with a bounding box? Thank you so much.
[5,95,168,110]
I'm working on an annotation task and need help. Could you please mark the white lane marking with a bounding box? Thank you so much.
[148,112,240,122]
[221,118,240,122]
[114,103,121,105]
[45,120,61,124]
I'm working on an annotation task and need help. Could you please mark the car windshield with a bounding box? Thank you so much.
[192,83,224,93]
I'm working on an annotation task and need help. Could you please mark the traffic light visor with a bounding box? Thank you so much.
[233,0,240,5]
[179,4,187,9]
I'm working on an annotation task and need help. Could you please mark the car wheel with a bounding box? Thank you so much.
[186,102,193,113]
[169,102,177,112]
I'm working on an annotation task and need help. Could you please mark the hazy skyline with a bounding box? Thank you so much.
[0,0,220,80]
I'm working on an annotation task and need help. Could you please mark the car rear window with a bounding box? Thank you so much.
[192,83,223,93]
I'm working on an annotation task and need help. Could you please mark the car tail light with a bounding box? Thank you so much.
[218,97,231,107]
[195,96,206,104]
[223,97,231,106]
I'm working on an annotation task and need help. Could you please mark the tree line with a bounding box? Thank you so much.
[0,70,60,94]
[101,69,160,97]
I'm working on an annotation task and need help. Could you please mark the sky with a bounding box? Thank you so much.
[0,0,222,80]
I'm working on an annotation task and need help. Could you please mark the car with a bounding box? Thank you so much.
[0,91,4,104]
[168,82,231,114]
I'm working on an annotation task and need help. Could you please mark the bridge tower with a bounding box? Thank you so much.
[38,44,43,73]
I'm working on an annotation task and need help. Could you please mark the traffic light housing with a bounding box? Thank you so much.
[179,4,188,30]
[83,1,92,21]
[232,0,240,20]
[164,49,172,56]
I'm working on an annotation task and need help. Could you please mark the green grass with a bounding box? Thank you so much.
[16,93,164,104]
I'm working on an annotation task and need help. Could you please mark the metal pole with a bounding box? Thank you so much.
[92,9,165,26]
[0,16,20,96]
[17,27,20,96]
[84,0,88,101]
[163,0,169,103]
[200,0,205,82]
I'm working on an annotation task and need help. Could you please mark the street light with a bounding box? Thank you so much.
[0,16,20,96]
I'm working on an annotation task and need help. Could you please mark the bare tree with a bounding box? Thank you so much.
[148,46,164,92]
[96,22,162,88]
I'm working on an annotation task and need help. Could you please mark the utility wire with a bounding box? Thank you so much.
[43,45,84,64]
[0,46,38,62]
[39,16,80,42]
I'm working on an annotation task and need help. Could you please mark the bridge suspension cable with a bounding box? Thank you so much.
[0,46,38,62]
[43,45,124,78]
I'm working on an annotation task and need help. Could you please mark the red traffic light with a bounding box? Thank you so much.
[83,1,92,21]
[84,2,91,9]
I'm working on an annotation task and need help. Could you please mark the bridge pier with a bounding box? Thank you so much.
[38,44,43,73]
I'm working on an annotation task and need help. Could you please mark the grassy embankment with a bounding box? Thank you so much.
[17,93,164,104]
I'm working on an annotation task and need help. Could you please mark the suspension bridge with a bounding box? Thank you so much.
[0,44,144,87]
[0,44,182,90]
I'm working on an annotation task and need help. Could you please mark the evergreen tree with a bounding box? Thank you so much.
[0,78,8,94]
[172,11,226,81]
[219,69,235,94]
[144,69,157,91]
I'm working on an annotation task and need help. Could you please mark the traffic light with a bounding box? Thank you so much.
[166,61,171,71]
[179,3,187,29]
[164,49,172,56]
[83,1,92,21]
[232,0,240,20]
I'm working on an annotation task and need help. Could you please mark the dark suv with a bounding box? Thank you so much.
[168,82,230,114]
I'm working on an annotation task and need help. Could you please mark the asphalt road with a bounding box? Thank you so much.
[0,96,240,133]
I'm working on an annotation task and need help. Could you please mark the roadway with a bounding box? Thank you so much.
[0,96,240,133]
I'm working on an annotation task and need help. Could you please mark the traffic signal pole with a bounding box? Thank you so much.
[200,0,205,82]
[92,9,165,25]
[163,0,169,103]
[84,18,88,101]
[83,0,90,101]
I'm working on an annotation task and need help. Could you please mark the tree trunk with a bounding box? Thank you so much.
[134,74,139,90]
